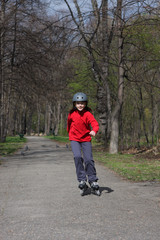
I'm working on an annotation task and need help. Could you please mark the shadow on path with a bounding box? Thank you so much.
[100,186,114,194]
[82,186,114,196]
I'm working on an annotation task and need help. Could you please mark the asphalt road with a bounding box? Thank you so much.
[0,136,160,240]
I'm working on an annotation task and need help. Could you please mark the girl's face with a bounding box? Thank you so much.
[75,101,86,111]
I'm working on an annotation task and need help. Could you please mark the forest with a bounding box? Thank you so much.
[0,0,160,153]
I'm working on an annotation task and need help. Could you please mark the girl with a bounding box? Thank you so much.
[67,92,100,196]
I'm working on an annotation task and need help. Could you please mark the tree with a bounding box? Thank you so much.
[119,7,160,148]
[0,0,74,140]
[62,0,125,152]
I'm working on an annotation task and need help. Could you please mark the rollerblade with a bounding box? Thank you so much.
[78,181,88,196]
[90,181,101,196]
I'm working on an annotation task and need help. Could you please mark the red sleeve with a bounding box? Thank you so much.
[88,112,99,134]
[67,113,72,133]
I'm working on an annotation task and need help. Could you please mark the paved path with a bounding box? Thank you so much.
[0,136,160,240]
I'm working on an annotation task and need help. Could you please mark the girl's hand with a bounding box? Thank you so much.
[89,130,96,137]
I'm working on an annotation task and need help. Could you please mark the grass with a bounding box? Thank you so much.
[93,151,160,182]
[47,135,160,182]
[0,136,27,157]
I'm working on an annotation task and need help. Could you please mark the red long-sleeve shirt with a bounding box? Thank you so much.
[67,109,99,142]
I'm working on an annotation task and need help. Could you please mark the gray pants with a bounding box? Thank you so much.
[71,141,98,183]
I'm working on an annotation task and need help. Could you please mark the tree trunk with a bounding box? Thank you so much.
[37,101,41,135]
[151,92,159,145]
[139,88,149,145]
[109,112,119,153]
[109,0,124,153]
[54,101,61,136]
[21,103,27,134]
[97,86,107,137]
[0,0,6,142]
[45,102,51,135]
[26,109,33,136]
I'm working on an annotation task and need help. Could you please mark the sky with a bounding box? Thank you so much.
[47,0,75,14]
[47,0,159,19]
[47,0,102,15]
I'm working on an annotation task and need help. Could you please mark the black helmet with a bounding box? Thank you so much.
[72,92,88,102]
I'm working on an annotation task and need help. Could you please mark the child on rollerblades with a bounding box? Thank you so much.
[67,92,100,196]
